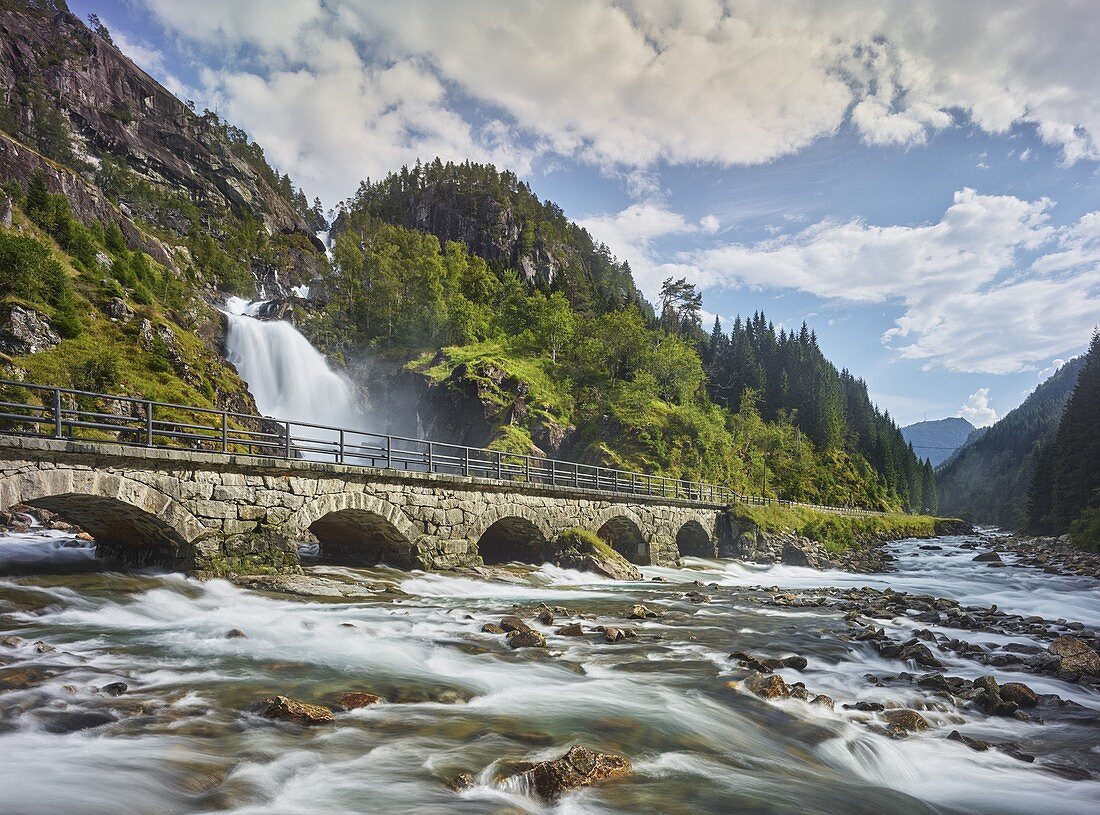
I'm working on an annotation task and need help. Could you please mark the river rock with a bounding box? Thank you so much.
[507,630,547,649]
[337,691,384,709]
[999,681,1039,708]
[627,604,658,619]
[39,710,117,734]
[446,772,476,792]
[603,627,636,642]
[883,709,930,734]
[535,609,554,626]
[99,681,128,696]
[556,623,584,636]
[225,628,247,639]
[258,695,335,725]
[1048,636,1100,675]
[781,655,808,670]
[743,671,790,700]
[500,616,534,634]
[947,730,992,752]
[972,551,1002,563]
[504,745,631,800]
[811,694,835,709]
[481,623,506,634]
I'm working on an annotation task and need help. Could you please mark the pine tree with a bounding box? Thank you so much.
[1047,330,1100,531]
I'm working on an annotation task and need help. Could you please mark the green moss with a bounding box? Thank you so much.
[731,500,949,554]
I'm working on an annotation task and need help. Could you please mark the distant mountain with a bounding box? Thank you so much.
[901,417,976,467]
[935,357,1086,527]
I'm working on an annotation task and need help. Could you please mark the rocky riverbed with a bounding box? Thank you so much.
[0,524,1098,814]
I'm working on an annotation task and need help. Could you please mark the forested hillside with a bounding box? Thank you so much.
[0,4,930,514]
[936,355,1085,526]
[1027,331,1100,548]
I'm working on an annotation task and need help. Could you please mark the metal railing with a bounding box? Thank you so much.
[0,379,885,515]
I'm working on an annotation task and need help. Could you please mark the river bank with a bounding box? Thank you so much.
[1,525,1098,814]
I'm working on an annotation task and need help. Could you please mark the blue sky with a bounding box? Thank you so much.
[73,0,1100,427]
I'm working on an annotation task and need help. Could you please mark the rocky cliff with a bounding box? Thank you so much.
[0,1,319,243]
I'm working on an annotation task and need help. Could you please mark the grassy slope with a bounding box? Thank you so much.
[732,501,962,554]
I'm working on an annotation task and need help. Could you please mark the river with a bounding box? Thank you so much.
[0,528,1097,814]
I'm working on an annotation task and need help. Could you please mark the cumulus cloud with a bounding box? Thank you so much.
[959,388,998,427]
[136,0,1100,203]
[681,189,1100,374]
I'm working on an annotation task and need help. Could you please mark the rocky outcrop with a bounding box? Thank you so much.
[0,5,318,239]
[0,303,60,355]
[1048,636,1100,676]
[502,745,631,800]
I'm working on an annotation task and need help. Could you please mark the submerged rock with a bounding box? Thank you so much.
[446,772,476,792]
[225,629,248,639]
[99,682,128,696]
[338,691,384,710]
[504,745,631,800]
[258,695,335,725]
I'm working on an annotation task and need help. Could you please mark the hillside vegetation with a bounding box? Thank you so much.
[936,355,1084,526]
[1027,332,1100,549]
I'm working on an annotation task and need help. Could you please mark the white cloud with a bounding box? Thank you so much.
[1037,358,1066,381]
[959,388,998,427]
[137,0,1100,205]
[681,189,1100,374]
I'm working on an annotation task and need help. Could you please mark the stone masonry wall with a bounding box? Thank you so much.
[0,437,723,574]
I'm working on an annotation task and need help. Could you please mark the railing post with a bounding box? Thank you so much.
[386,436,392,470]
[284,420,291,459]
[462,446,469,477]
[220,411,228,453]
[495,450,502,480]
[524,456,530,483]
[427,441,433,473]
[596,466,601,491]
[338,429,344,464]
[145,400,154,447]
[550,460,556,487]
[52,387,62,438]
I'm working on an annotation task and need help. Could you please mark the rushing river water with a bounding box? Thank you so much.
[0,528,1098,814]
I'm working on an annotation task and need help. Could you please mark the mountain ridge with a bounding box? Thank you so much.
[901,416,976,467]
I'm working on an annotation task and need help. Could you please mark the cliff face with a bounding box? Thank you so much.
[0,1,319,244]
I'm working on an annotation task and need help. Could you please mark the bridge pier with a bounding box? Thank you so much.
[0,437,726,576]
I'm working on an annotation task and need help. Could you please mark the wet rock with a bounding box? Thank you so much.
[999,681,1039,708]
[603,627,636,643]
[38,710,117,734]
[507,630,547,649]
[781,655,808,671]
[743,671,790,700]
[1048,636,1100,675]
[729,651,774,673]
[811,694,835,710]
[258,695,335,725]
[844,701,885,712]
[883,709,930,733]
[0,667,56,690]
[481,623,506,634]
[32,641,55,654]
[99,682,128,696]
[683,591,709,604]
[505,745,631,800]
[627,604,659,620]
[535,609,554,626]
[446,772,476,792]
[338,691,384,710]
[972,551,1002,563]
[0,636,23,648]
[500,616,534,635]
[225,628,247,639]
[947,730,991,752]
[556,623,585,636]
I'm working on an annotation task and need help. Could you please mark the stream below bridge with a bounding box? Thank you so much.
[0,527,1097,814]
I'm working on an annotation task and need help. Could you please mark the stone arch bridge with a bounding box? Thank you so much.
[0,437,732,574]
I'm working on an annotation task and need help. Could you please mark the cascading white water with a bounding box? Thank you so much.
[222,297,364,433]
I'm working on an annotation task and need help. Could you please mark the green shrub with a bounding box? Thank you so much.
[1069,506,1100,552]
[71,350,121,392]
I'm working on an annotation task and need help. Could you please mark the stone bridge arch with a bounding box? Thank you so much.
[675,517,718,559]
[469,503,555,565]
[590,506,651,565]
[288,491,420,568]
[0,467,207,570]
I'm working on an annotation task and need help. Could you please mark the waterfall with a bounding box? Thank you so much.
[222,297,365,434]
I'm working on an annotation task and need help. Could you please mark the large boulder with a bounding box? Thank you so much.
[505,745,631,800]
[1048,636,1100,676]
[0,304,60,355]
[553,528,642,581]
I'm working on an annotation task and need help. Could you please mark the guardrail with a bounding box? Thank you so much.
[0,379,885,515]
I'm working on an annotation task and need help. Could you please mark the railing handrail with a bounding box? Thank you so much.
[0,378,887,515]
